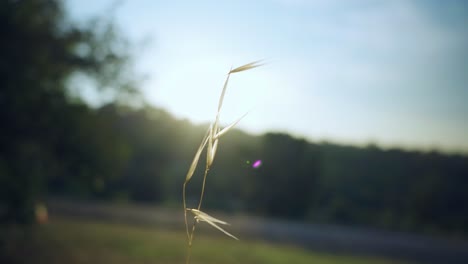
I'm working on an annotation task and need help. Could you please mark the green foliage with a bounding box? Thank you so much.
[0,0,137,223]
[312,144,468,236]
[242,133,319,219]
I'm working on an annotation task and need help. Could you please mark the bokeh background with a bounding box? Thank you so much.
[1,0,467,263]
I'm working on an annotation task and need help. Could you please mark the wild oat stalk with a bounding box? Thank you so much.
[182,60,263,264]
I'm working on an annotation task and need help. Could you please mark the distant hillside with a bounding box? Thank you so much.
[44,103,468,239]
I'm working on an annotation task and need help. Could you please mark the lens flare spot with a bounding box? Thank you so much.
[252,160,262,168]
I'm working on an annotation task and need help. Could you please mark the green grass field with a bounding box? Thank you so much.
[2,217,412,264]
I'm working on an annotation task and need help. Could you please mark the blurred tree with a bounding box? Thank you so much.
[0,0,138,223]
[97,104,175,203]
[248,133,319,219]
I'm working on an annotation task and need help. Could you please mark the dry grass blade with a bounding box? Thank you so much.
[206,124,214,168]
[207,138,219,168]
[185,128,210,183]
[188,209,239,240]
[229,60,264,74]
[188,209,229,225]
[215,111,249,140]
[210,139,218,165]
[217,73,231,115]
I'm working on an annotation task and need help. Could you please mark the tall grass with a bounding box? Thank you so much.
[182,61,263,263]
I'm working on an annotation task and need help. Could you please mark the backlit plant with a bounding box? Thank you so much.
[182,61,263,263]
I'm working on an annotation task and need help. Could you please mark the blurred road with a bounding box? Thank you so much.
[48,199,468,264]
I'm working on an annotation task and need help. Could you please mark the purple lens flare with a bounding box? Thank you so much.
[252,160,262,168]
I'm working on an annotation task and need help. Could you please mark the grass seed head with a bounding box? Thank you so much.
[188,209,239,240]
[229,60,264,74]
[184,60,263,263]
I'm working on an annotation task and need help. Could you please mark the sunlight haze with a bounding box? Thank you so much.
[67,0,468,153]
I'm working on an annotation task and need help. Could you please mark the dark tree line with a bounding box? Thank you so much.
[1,0,467,240]
[68,104,467,238]
[0,0,137,223]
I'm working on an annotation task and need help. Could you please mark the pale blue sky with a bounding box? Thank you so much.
[67,0,468,153]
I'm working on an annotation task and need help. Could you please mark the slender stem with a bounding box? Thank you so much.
[183,182,189,241]
[187,150,209,264]
[186,220,198,264]
[184,127,212,264]
[185,243,192,264]
[190,221,198,244]
[197,166,210,210]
